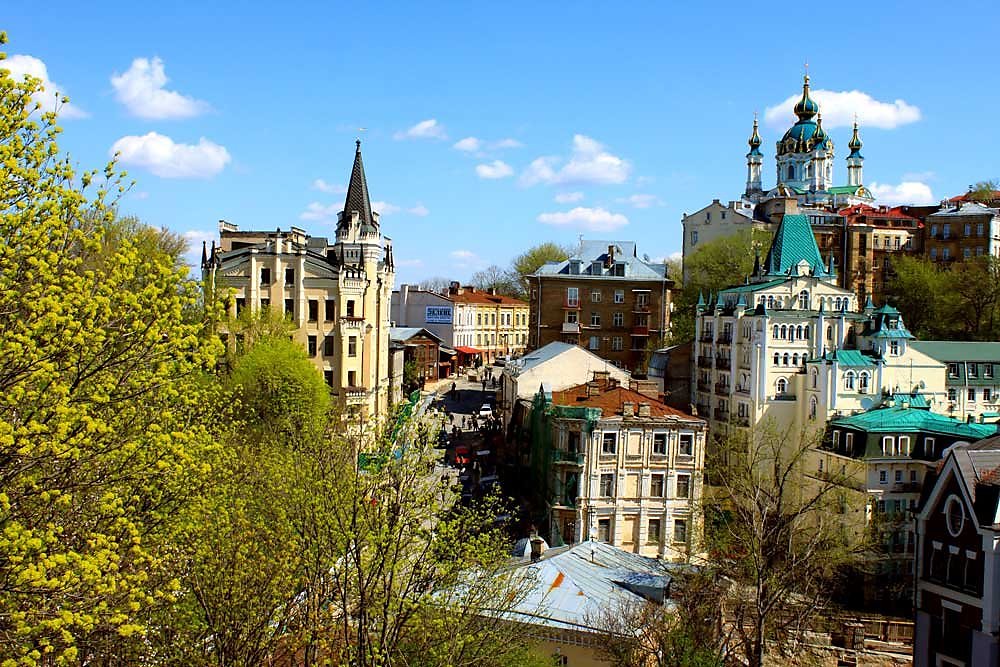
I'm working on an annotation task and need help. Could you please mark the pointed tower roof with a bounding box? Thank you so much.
[761,214,831,278]
[793,74,819,120]
[747,116,762,156]
[201,240,208,267]
[342,140,376,232]
[696,292,705,308]
[848,120,863,159]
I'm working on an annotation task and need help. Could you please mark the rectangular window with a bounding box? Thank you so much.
[679,433,694,456]
[676,474,691,499]
[652,432,667,455]
[648,519,661,543]
[673,519,688,543]
[845,433,854,453]
[602,433,617,455]
[598,518,611,542]
[613,311,624,327]
[236,297,246,314]
[285,267,294,284]
[284,298,294,315]
[611,336,623,351]
[348,336,357,357]
[591,289,602,303]
[969,363,978,378]
[347,370,356,387]
[346,300,356,317]
[566,310,578,324]
[260,298,271,310]
[965,223,972,236]
[325,299,336,321]
[890,340,899,355]
[324,335,335,356]
[566,287,579,307]
[899,436,910,456]
[477,313,482,325]
[832,430,840,449]
[614,289,625,304]
[882,436,894,456]
[926,437,936,457]
[985,388,993,402]
[948,363,959,378]
[985,365,994,379]
[978,222,985,237]
[307,335,317,357]
[323,370,333,387]
[894,469,902,483]
[943,223,951,239]
[879,470,887,484]
[260,267,271,284]
[948,387,957,402]
[650,474,664,497]
[910,469,917,483]
[308,300,318,321]
[588,336,599,350]
[969,388,976,401]
[590,312,601,326]
[599,473,614,497]
[943,247,951,261]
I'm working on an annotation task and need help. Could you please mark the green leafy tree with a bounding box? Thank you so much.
[0,32,220,663]
[509,242,572,298]
[470,263,521,297]
[968,179,1000,203]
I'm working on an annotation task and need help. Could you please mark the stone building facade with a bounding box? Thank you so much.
[204,142,395,419]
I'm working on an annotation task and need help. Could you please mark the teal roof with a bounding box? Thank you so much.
[819,349,877,367]
[762,214,832,278]
[831,405,996,440]
[718,278,787,295]
[874,304,899,315]
[886,393,930,408]
[910,341,1000,363]
[827,185,863,195]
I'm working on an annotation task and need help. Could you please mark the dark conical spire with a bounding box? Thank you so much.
[201,240,208,267]
[793,74,819,121]
[342,140,376,232]
[748,115,762,156]
[848,119,863,159]
[752,251,761,276]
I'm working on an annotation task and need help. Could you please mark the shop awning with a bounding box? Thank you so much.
[439,345,458,356]
[456,346,483,355]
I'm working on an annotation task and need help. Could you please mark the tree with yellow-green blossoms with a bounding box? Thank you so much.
[0,32,221,664]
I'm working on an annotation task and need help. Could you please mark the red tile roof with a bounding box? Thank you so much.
[447,288,528,307]
[551,380,698,420]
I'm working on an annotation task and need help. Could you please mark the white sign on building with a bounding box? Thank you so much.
[425,305,453,324]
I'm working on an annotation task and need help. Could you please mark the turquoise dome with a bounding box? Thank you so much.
[793,75,819,120]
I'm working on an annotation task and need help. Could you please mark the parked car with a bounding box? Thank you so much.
[478,404,493,418]
[493,356,508,367]
[454,445,471,466]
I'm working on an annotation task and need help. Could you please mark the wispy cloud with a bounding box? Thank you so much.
[111,57,208,120]
[554,191,584,203]
[394,118,447,140]
[312,178,346,194]
[617,193,663,209]
[765,89,920,129]
[3,54,87,119]
[397,258,425,268]
[449,249,482,271]
[111,132,230,179]
[373,200,401,215]
[181,229,215,267]
[475,160,514,179]
[300,202,340,222]
[408,203,430,217]
[537,207,629,232]
[454,136,522,153]
[521,135,630,186]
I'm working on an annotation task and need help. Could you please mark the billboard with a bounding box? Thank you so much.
[425,305,453,324]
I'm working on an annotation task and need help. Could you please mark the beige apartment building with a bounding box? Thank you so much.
[203,142,395,419]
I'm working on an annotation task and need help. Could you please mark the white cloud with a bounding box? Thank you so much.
[397,258,424,268]
[408,204,430,217]
[868,181,935,205]
[902,170,936,183]
[133,191,150,200]
[370,200,399,215]
[394,118,447,140]
[300,202,340,222]
[536,207,629,232]
[492,138,522,149]
[668,251,682,262]
[764,89,921,129]
[111,57,208,120]
[453,137,481,152]
[554,191,584,203]
[476,160,514,179]
[111,132,230,179]
[312,178,346,194]
[521,134,630,186]
[450,249,477,260]
[2,54,87,119]
[618,193,663,209]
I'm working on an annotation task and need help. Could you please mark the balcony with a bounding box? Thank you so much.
[633,303,651,313]
[345,386,368,404]
[772,394,797,401]
[716,381,732,394]
[714,408,729,421]
[631,325,649,336]
[563,299,580,309]
[697,356,714,369]
[715,357,732,370]
[561,322,581,334]
[716,332,733,344]
[735,385,751,395]
[551,450,584,466]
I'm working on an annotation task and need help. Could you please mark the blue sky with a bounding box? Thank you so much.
[5,1,998,284]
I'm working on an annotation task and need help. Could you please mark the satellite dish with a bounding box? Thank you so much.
[919,380,926,389]
[643,253,651,262]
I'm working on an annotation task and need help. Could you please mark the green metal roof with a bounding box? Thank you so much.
[827,185,864,195]
[820,349,877,367]
[910,340,1000,363]
[762,214,832,278]
[887,393,930,408]
[831,406,996,439]
[718,279,787,294]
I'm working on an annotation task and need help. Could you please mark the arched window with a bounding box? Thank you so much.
[811,368,818,388]
[767,295,775,309]
[773,324,779,338]
[798,290,809,309]
[792,353,799,366]
[834,297,843,311]
[773,353,780,366]
[777,378,788,394]
[859,372,870,394]
[826,325,832,341]
[809,396,818,420]
[797,325,804,340]
[780,325,787,339]
[844,371,855,390]
[783,353,790,366]
[804,325,810,340]
[787,165,795,180]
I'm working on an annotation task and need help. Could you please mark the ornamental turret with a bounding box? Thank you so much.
[847,119,864,187]
[745,115,763,198]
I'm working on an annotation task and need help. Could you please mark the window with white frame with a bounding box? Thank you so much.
[798,290,809,309]
[678,433,694,456]
[859,372,870,394]
[899,436,910,456]
[566,287,579,307]
[613,311,624,327]
[879,469,887,484]
[614,289,625,303]
[591,289,602,303]
[588,336,600,350]
[844,371,855,390]
[926,437,936,458]
[882,436,894,456]
[590,311,600,326]
[652,432,667,455]
[676,474,691,498]
[599,474,615,497]
[650,474,665,497]
[612,336,623,351]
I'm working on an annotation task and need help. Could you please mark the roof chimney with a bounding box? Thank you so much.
[637,403,651,417]
[622,401,635,417]
[606,244,616,268]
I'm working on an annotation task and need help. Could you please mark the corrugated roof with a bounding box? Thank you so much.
[551,381,700,421]
[820,349,877,367]
[910,340,1000,363]
[533,240,668,280]
[504,540,683,632]
[928,202,999,218]
[389,327,444,345]
[762,214,831,278]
